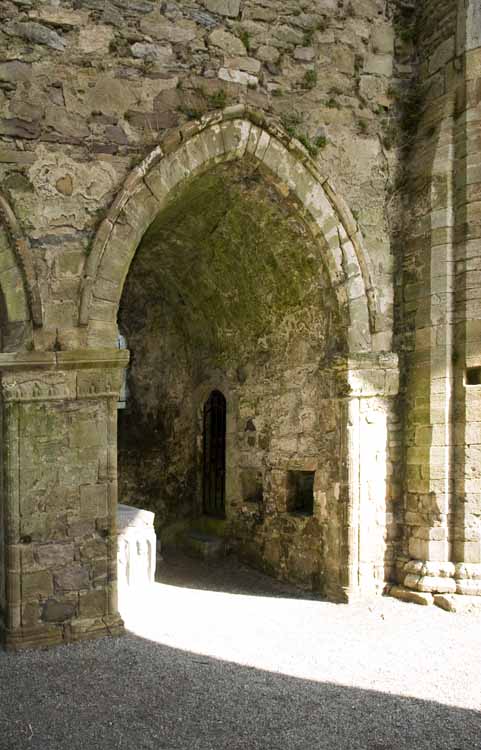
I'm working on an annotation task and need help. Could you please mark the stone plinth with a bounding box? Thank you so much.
[117,504,157,591]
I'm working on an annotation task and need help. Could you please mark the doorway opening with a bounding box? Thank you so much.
[202,390,226,519]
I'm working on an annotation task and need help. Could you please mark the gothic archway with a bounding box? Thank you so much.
[82,107,398,601]
[79,107,380,354]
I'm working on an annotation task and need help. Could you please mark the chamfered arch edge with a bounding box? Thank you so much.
[0,190,43,328]
[79,105,380,353]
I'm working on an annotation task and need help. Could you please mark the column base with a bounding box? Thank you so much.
[1,614,124,652]
[401,559,481,596]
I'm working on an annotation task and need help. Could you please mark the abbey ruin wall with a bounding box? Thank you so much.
[0,0,480,648]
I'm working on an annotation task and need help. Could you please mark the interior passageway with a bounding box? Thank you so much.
[117,157,346,593]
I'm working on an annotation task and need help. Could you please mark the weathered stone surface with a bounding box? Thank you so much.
[54,566,90,591]
[406,574,457,594]
[225,56,261,75]
[80,538,108,561]
[429,37,455,74]
[4,21,66,50]
[0,0,478,654]
[140,14,197,43]
[0,61,31,83]
[390,586,433,606]
[202,0,240,18]
[42,598,76,622]
[130,43,172,61]
[36,543,74,568]
[29,7,87,28]
[434,594,481,613]
[22,571,53,599]
[293,47,316,62]
[79,589,106,617]
[0,121,37,142]
[364,53,393,77]
[218,68,257,87]
[78,25,114,53]
[371,24,394,55]
[209,28,246,56]
[44,106,90,139]
[464,0,481,51]
[256,45,280,63]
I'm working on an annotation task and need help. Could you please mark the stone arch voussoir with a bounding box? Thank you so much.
[80,106,379,354]
[0,190,43,327]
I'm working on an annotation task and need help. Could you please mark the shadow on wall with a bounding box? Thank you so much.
[0,634,479,750]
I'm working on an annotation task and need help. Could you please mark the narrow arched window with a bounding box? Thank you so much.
[203,390,226,518]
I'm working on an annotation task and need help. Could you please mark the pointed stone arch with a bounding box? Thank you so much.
[0,190,42,328]
[79,106,380,354]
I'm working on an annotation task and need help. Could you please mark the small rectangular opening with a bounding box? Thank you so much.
[241,469,263,504]
[287,470,315,516]
[466,367,481,386]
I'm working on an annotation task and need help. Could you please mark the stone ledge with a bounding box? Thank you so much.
[0,348,129,372]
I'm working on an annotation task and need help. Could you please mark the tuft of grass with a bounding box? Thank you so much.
[280,112,327,156]
[325,97,340,109]
[303,29,314,46]
[280,110,303,137]
[303,69,318,90]
[297,134,323,157]
[314,134,327,149]
[208,89,227,109]
[239,29,251,51]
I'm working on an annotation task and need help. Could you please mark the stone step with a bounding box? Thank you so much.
[184,529,226,560]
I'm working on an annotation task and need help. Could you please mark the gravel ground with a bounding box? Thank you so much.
[0,550,480,750]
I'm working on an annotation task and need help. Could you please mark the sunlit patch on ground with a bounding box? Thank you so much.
[119,550,481,712]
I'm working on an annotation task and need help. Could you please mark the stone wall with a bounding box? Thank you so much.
[397,0,481,600]
[0,0,397,350]
[0,351,126,648]
[0,0,455,647]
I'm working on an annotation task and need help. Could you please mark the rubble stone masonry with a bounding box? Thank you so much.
[0,0,478,648]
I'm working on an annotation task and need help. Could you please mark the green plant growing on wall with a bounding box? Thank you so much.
[358,119,368,134]
[325,98,340,109]
[302,69,318,90]
[239,29,251,51]
[280,111,303,137]
[208,89,227,109]
[303,29,314,46]
[280,112,327,157]
[314,134,327,149]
